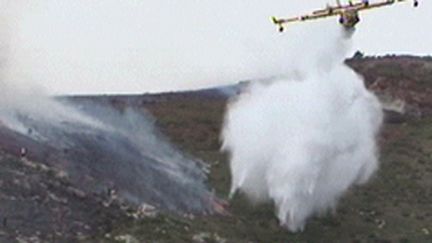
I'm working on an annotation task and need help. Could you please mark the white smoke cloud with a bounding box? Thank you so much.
[0,0,428,95]
[222,26,383,232]
[0,0,350,94]
[0,2,101,134]
[0,3,213,212]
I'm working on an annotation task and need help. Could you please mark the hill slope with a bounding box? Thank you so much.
[1,56,431,242]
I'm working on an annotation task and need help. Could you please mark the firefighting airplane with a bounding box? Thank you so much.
[272,0,419,32]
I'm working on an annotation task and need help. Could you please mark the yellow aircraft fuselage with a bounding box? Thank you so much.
[339,10,361,29]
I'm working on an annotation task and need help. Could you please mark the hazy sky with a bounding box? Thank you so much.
[1,0,430,94]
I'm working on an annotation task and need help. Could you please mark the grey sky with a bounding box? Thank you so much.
[1,0,430,94]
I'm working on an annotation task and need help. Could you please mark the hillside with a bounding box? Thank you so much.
[347,55,432,117]
[0,56,431,242]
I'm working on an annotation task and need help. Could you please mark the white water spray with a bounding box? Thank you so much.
[222,27,383,232]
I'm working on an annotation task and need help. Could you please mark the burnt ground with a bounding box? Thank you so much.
[0,153,129,242]
[0,55,432,242]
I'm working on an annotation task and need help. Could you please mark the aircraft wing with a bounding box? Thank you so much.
[272,0,418,32]
[272,8,343,32]
[355,0,418,12]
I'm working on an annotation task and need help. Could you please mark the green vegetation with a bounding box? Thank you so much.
[90,98,432,242]
[3,56,432,242]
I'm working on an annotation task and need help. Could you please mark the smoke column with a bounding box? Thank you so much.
[222,27,383,232]
[0,0,357,94]
[0,2,213,213]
